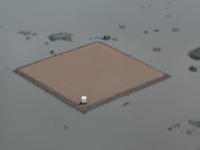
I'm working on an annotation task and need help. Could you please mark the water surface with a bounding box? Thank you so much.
[1,0,200,150]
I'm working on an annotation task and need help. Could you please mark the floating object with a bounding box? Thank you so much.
[32,33,37,36]
[18,31,31,36]
[48,32,73,42]
[13,42,170,113]
[153,47,161,52]
[123,102,130,107]
[26,36,30,40]
[188,47,200,60]
[103,35,111,41]
[119,25,125,29]
[154,29,159,32]
[172,28,179,32]
[112,38,118,41]
[50,50,54,54]
[63,125,69,129]
[189,66,197,72]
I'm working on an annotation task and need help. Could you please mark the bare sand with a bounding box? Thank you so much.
[14,42,170,112]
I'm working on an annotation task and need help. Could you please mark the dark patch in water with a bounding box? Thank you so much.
[123,102,130,107]
[189,66,197,72]
[48,32,73,42]
[188,47,200,60]
[119,25,125,29]
[153,47,161,52]
[154,29,159,32]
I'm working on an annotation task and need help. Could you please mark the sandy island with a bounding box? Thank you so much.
[14,42,170,113]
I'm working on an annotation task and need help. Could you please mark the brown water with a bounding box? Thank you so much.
[1,0,200,150]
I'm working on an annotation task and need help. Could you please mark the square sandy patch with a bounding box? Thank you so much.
[14,42,170,113]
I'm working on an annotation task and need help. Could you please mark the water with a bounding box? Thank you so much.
[1,0,200,150]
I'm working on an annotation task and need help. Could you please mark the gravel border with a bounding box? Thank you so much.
[13,41,171,113]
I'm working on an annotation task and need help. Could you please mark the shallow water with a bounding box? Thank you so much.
[1,0,200,150]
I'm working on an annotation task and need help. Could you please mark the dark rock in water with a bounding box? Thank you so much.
[172,28,179,32]
[18,31,31,36]
[100,35,111,41]
[45,42,49,45]
[143,31,148,34]
[154,29,159,32]
[166,14,171,18]
[188,120,200,128]
[112,38,118,41]
[167,123,180,131]
[186,129,193,136]
[104,35,110,40]
[188,47,200,60]
[174,123,180,128]
[119,25,125,29]
[153,47,161,52]
[26,36,30,40]
[32,33,37,36]
[189,66,197,72]
[48,32,73,42]
[50,50,54,54]
[63,125,69,129]
[123,102,130,107]
[168,127,173,131]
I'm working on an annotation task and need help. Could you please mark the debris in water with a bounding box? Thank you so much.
[154,29,159,32]
[153,47,161,52]
[172,28,179,32]
[119,25,125,29]
[188,47,200,60]
[123,102,130,107]
[50,50,54,54]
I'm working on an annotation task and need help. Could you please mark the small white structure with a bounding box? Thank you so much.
[81,96,87,103]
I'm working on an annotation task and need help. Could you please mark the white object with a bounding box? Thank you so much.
[81,96,87,103]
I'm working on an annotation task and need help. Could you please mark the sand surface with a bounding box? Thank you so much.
[15,42,168,112]
[1,0,200,149]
